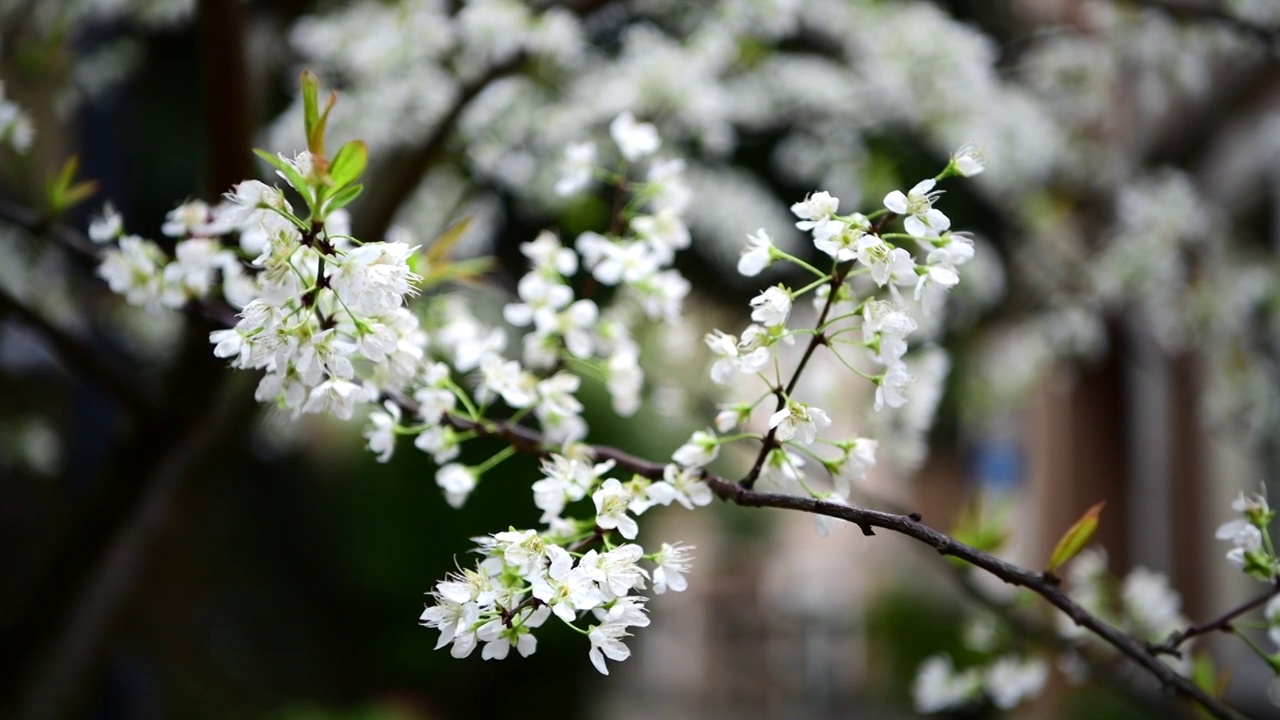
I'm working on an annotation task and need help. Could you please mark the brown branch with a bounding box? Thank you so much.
[949,569,1194,718]
[1151,579,1280,657]
[0,285,153,418]
[354,56,529,243]
[13,377,258,720]
[430,409,1241,719]
[353,0,619,243]
[0,197,102,265]
[6,6,255,716]
[740,270,842,489]
[715,484,1239,717]
[195,0,254,194]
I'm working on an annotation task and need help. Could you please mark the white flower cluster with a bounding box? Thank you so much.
[403,115,708,672]
[90,200,254,313]
[420,452,709,673]
[363,113,689,482]
[684,148,981,513]
[89,102,715,675]
[0,81,33,154]
[91,137,429,425]
[1215,489,1279,582]
[203,159,424,421]
[566,119,691,326]
[1212,488,1280,708]
[912,653,1048,714]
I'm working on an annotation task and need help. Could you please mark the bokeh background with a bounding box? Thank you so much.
[4,0,1280,718]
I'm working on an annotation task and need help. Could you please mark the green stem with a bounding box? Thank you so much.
[1233,627,1275,664]
[474,445,517,476]
[828,347,880,382]
[714,432,763,445]
[793,276,830,297]
[772,249,827,279]
[446,379,482,421]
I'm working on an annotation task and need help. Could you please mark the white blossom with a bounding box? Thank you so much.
[555,141,596,196]
[364,401,400,463]
[768,401,831,445]
[610,111,660,162]
[738,228,774,276]
[750,286,792,327]
[648,464,714,510]
[436,463,478,509]
[593,478,640,540]
[913,654,981,714]
[791,191,839,233]
[984,656,1048,710]
[952,143,985,177]
[652,542,694,594]
[884,179,950,238]
[673,429,719,468]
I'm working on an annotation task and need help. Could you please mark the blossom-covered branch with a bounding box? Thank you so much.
[23,72,1263,720]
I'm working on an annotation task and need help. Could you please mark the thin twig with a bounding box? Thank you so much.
[354,57,529,243]
[433,410,1242,720]
[0,197,101,265]
[0,285,153,417]
[353,0,617,243]
[1151,579,1280,657]
[740,271,843,489]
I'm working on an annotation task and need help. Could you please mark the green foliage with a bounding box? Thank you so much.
[1046,500,1105,574]
[254,148,314,205]
[45,155,97,215]
[327,140,368,200]
[301,70,337,159]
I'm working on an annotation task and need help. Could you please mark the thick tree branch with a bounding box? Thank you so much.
[196,0,254,193]
[13,377,257,720]
[6,5,256,715]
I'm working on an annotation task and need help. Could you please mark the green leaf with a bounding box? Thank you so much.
[301,70,320,148]
[426,216,472,266]
[1046,500,1105,574]
[327,140,367,197]
[300,70,337,157]
[253,149,313,210]
[419,256,494,288]
[46,155,98,214]
[309,92,337,159]
[325,183,363,213]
